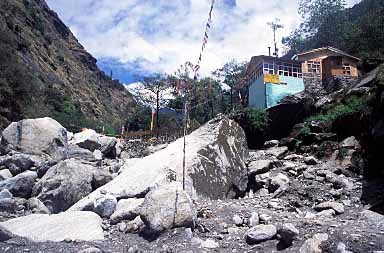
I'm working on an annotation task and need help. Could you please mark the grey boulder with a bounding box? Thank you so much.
[32,159,112,213]
[0,154,36,175]
[314,201,345,215]
[0,171,37,198]
[245,224,277,244]
[93,194,117,218]
[0,211,104,242]
[139,182,196,234]
[277,223,299,245]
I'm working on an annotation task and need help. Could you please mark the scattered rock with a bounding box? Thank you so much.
[0,169,13,181]
[0,211,104,242]
[360,210,384,227]
[110,198,144,224]
[27,197,50,214]
[78,247,103,253]
[139,182,196,234]
[337,242,353,253]
[259,214,273,224]
[299,233,328,253]
[255,172,271,188]
[314,201,345,214]
[245,224,277,244]
[93,194,117,218]
[326,173,353,190]
[202,239,219,249]
[71,129,118,158]
[125,216,145,234]
[268,173,290,197]
[0,189,12,200]
[277,223,299,245]
[264,140,279,149]
[304,156,319,165]
[316,209,336,218]
[265,146,288,158]
[248,160,273,175]
[248,212,259,227]
[233,214,243,226]
[0,198,17,213]
[340,136,360,149]
[0,170,37,198]
[93,150,103,161]
[284,154,304,161]
[1,154,35,175]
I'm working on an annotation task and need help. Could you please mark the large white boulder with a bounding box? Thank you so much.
[69,116,248,212]
[0,211,104,242]
[0,118,68,157]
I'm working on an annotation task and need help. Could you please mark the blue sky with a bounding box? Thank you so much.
[46,0,360,84]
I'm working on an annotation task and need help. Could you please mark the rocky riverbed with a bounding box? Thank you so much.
[0,116,383,253]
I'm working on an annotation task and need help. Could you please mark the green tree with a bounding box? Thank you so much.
[298,0,346,36]
[212,60,247,112]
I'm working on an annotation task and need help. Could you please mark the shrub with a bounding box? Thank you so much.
[239,107,269,130]
[306,96,367,123]
[231,108,269,149]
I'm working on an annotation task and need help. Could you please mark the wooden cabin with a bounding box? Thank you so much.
[293,47,361,93]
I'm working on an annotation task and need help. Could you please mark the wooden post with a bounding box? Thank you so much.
[182,101,188,191]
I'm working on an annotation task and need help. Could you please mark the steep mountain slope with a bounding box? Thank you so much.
[0,0,137,132]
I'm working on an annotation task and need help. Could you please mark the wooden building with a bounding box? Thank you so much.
[293,47,361,92]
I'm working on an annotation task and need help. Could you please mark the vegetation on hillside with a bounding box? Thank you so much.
[0,0,136,132]
[283,0,384,61]
[306,96,369,123]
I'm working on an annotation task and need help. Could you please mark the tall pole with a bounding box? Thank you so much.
[182,100,188,191]
[267,19,284,58]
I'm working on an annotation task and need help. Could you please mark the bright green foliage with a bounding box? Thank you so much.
[306,96,367,123]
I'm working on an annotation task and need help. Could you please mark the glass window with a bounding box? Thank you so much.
[343,63,351,76]
[307,61,321,74]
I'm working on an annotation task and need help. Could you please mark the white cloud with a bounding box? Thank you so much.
[46,0,361,82]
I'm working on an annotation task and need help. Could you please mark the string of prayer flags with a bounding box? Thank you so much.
[194,0,215,80]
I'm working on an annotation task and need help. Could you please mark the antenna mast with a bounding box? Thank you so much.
[267,19,284,58]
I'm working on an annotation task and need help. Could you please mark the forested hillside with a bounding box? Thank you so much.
[0,0,137,132]
[283,0,384,64]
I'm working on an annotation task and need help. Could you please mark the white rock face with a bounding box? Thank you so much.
[0,211,104,242]
[1,118,67,157]
[69,116,249,211]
